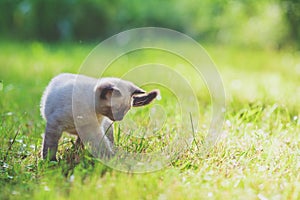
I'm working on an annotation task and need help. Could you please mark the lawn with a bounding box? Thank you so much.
[0,40,299,199]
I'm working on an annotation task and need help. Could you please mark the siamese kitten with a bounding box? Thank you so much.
[40,73,158,161]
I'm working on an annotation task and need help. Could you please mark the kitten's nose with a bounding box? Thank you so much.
[113,110,125,121]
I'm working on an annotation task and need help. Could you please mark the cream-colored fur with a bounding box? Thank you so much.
[41,73,157,161]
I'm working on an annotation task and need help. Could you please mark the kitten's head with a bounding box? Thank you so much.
[94,78,158,121]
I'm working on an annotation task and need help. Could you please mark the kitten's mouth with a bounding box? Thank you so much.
[108,114,123,121]
[110,109,126,121]
[132,90,159,107]
[112,114,124,121]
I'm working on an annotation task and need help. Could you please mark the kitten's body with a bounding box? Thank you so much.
[41,73,158,161]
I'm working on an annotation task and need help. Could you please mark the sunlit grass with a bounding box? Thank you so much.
[0,41,299,199]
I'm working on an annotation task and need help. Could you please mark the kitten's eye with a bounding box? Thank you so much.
[112,90,122,97]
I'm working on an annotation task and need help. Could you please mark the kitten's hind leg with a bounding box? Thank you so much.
[42,123,63,161]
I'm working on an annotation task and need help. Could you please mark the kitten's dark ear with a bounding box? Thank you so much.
[132,90,159,107]
[95,83,121,100]
[131,88,146,96]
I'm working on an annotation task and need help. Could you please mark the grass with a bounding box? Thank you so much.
[0,40,299,199]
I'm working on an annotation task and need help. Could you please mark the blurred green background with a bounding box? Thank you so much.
[0,0,299,49]
[1,1,300,199]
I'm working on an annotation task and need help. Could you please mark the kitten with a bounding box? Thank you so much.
[40,73,158,161]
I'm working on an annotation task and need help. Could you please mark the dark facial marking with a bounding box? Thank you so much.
[100,87,113,99]
[100,87,122,100]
